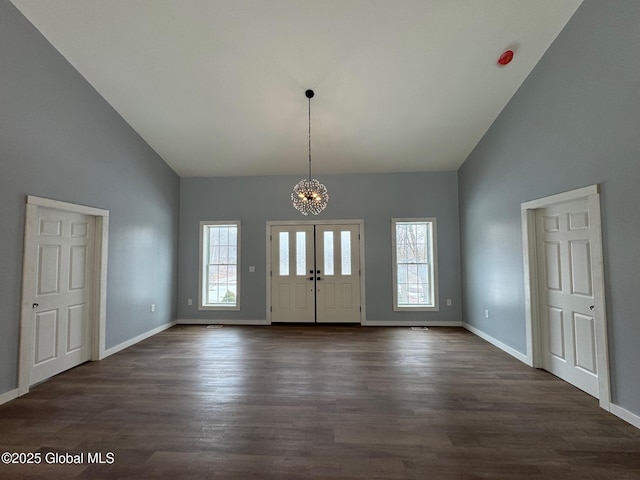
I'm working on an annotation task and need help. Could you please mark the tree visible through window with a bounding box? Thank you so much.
[200,221,240,310]
[392,218,438,311]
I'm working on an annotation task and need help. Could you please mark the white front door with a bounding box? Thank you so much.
[270,223,362,323]
[30,207,95,385]
[536,198,599,397]
[270,225,315,323]
[315,224,361,323]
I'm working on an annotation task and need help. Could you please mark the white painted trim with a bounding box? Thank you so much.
[266,219,366,324]
[521,208,538,368]
[588,193,611,409]
[95,215,109,360]
[0,389,19,406]
[18,196,109,395]
[364,321,462,327]
[520,185,598,210]
[176,318,269,325]
[520,184,611,410]
[610,404,640,430]
[266,219,365,226]
[18,202,38,396]
[103,321,177,358]
[463,323,529,364]
[26,195,109,217]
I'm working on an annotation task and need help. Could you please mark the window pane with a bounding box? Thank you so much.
[341,231,351,275]
[222,264,237,304]
[398,283,408,304]
[407,263,418,282]
[207,264,218,304]
[279,232,289,276]
[296,231,306,276]
[324,231,334,275]
[417,263,428,284]
[397,264,408,283]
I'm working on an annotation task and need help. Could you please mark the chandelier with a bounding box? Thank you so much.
[291,89,329,215]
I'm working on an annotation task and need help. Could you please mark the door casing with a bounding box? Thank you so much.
[266,219,366,324]
[18,196,109,395]
[521,185,610,410]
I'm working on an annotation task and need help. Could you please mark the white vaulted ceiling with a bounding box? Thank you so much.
[11,0,582,177]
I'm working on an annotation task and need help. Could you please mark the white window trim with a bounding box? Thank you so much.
[392,217,439,312]
[199,220,241,311]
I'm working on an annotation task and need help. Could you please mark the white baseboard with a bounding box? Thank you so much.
[176,318,269,325]
[610,403,640,429]
[463,323,529,364]
[0,388,19,406]
[102,320,177,358]
[363,321,463,327]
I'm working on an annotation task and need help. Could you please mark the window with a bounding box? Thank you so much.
[199,221,240,310]
[392,218,438,311]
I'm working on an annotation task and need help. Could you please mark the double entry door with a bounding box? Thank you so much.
[270,223,362,323]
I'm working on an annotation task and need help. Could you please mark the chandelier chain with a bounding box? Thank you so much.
[308,95,312,180]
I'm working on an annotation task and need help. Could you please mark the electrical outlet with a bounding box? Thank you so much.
[151,304,156,313]
[484,309,489,318]
[187,298,193,306]
[446,299,452,306]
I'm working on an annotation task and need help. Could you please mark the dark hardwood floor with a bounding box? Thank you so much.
[1,325,639,479]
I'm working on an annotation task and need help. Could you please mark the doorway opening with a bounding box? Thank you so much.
[521,185,610,410]
[267,220,365,324]
[18,196,109,395]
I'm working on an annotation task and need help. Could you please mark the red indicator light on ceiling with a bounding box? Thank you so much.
[498,49,514,66]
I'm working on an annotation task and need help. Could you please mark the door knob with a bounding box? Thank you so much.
[310,270,314,274]
[316,276,322,281]
[316,270,320,274]
[589,305,595,311]
[309,276,314,281]
[32,303,39,308]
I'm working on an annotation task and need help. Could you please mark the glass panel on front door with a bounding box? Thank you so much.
[324,231,334,275]
[341,230,351,275]
[296,231,306,276]
[279,232,289,276]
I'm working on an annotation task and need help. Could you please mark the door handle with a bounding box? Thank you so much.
[32,303,39,308]
[316,270,320,274]
[309,276,314,281]
[310,270,314,274]
[316,276,322,281]
[589,305,595,311]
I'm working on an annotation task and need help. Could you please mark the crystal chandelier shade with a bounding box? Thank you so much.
[292,178,329,215]
[291,89,328,215]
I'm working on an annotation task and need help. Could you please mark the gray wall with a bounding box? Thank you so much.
[179,172,461,323]
[0,1,180,395]
[459,0,640,415]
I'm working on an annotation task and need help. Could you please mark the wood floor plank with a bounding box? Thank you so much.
[0,325,638,479]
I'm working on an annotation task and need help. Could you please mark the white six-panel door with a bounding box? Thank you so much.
[270,223,361,323]
[30,207,95,385]
[536,198,599,397]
